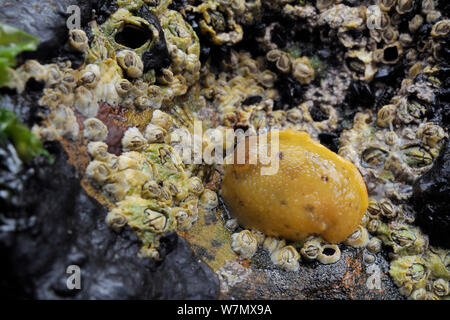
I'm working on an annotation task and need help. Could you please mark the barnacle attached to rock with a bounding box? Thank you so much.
[271,245,301,272]
[231,230,258,259]
[317,244,341,264]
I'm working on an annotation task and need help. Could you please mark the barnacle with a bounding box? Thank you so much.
[271,245,300,272]
[69,29,88,52]
[231,230,258,259]
[300,237,321,261]
[344,225,369,248]
[222,129,368,243]
[83,118,108,142]
[317,244,341,264]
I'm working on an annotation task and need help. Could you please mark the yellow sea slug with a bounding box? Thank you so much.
[221,129,368,243]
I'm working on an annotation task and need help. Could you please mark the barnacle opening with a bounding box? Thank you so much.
[115,24,153,49]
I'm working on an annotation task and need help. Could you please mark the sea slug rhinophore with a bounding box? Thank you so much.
[221,129,368,243]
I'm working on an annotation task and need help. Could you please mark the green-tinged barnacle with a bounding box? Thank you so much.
[87,141,110,161]
[122,127,147,151]
[231,230,258,259]
[432,279,449,297]
[134,95,152,109]
[368,219,381,234]
[143,208,168,232]
[271,245,300,272]
[79,64,101,88]
[106,208,128,232]
[367,237,382,253]
[390,256,428,296]
[317,244,341,264]
[379,0,397,12]
[376,222,426,256]
[85,160,111,186]
[83,118,108,142]
[74,86,99,117]
[344,225,369,248]
[141,180,161,199]
[200,189,218,209]
[300,238,321,261]
[396,0,414,14]
[409,14,424,33]
[417,123,445,147]
[117,50,144,78]
[362,147,389,168]
[431,20,450,38]
[292,57,315,85]
[69,29,88,52]
[402,145,433,168]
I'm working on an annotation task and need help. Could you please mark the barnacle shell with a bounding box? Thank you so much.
[121,127,147,151]
[396,0,414,15]
[271,245,300,272]
[379,0,397,12]
[69,29,88,52]
[292,57,315,85]
[106,208,128,232]
[83,118,108,142]
[300,237,321,261]
[344,225,369,248]
[116,50,144,78]
[85,160,111,186]
[231,230,258,259]
[317,244,341,264]
[431,20,450,38]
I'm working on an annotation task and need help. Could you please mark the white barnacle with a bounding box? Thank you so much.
[300,237,322,261]
[74,86,99,117]
[199,189,218,209]
[85,160,111,186]
[116,50,144,78]
[121,127,147,151]
[87,141,110,161]
[187,177,204,195]
[263,236,286,254]
[344,225,369,248]
[317,244,341,264]
[69,29,88,52]
[143,208,167,232]
[292,57,315,84]
[83,118,108,142]
[144,123,166,143]
[80,64,101,89]
[231,230,258,259]
[151,110,172,130]
[106,208,128,232]
[271,245,300,272]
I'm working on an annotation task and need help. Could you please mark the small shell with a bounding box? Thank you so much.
[143,208,167,232]
[79,64,100,88]
[271,245,300,272]
[379,198,397,218]
[377,104,396,127]
[367,237,383,253]
[409,15,423,33]
[106,208,128,232]
[69,29,88,52]
[292,57,315,85]
[187,177,204,195]
[200,189,218,209]
[263,236,286,254]
[417,122,445,147]
[431,20,450,38]
[344,225,369,248]
[379,0,397,12]
[87,141,110,161]
[85,160,111,186]
[116,50,144,78]
[74,86,99,118]
[432,279,449,297]
[115,79,133,96]
[174,207,196,231]
[144,124,165,143]
[83,118,108,142]
[300,238,321,261]
[317,244,341,264]
[382,42,403,64]
[141,180,161,199]
[396,0,414,15]
[151,110,172,130]
[231,230,258,259]
[121,127,147,151]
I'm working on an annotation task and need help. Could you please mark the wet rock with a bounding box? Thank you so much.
[0,142,219,299]
[413,139,450,248]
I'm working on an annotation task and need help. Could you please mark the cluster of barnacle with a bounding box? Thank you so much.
[85,112,219,259]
